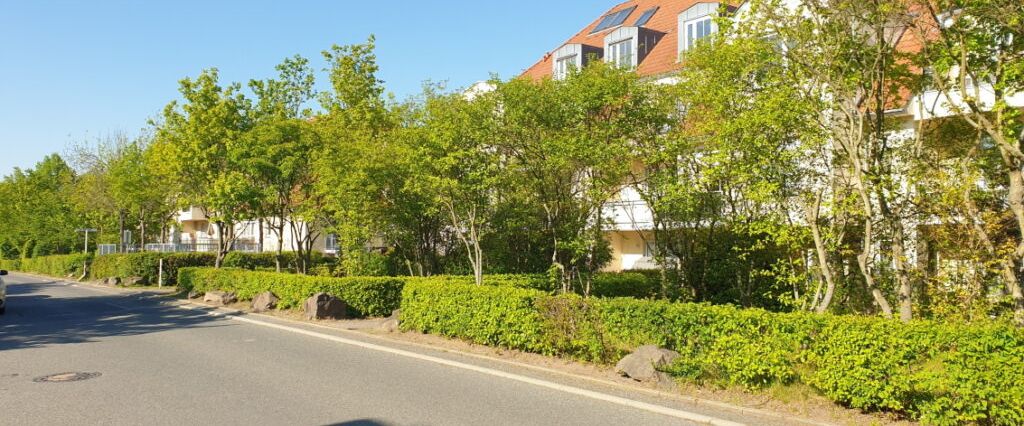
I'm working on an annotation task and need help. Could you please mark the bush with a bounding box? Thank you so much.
[590,272,659,299]
[222,251,327,273]
[400,279,550,352]
[399,280,1024,424]
[1,253,91,277]
[90,252,217,286]
[178,268,402,317]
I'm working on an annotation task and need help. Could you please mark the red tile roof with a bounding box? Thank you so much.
[522,1,736,80]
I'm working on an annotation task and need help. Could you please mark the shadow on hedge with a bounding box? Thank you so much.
[0,280,228,352]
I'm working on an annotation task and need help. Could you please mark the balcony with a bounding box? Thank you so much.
[177,207,207,222]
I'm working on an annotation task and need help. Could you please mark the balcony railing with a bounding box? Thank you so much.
[98,242,261,255]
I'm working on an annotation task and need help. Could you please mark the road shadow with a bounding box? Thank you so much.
[0,279,228,352]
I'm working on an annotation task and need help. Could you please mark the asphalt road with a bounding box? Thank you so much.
[0,273,787,426]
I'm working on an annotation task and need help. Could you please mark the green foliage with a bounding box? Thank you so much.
[0,240,17,260]
[399,279,550,352]
[178,267,402,317]
[400,281,1024,423]
[220,251,326,272]
[89,252,216,286]
[0,155,84,257]
[589,272,659,299]
[0,254,91,277]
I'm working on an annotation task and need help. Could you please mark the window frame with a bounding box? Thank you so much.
[608,38,635,69]
[554,54,579,80]
[684,16,714,50]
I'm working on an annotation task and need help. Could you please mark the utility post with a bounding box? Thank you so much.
[76,228,98,254]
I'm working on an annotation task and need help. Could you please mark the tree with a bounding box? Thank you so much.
[414,87,503,285]
[664,22,826,309]
[154,68,254,267]
[0,155,83,255]
[243,55,320,273]
[909,0,1024,322]
[492,62,667,293]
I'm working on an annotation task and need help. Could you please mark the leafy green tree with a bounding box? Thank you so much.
[154,68,255,267]
[0,155,83,255]
[243,55,320,273]
[413,87,503,285]
[909,0,1024,322]
[492,62,666,293]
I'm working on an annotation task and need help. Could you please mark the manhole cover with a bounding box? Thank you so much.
[33,372,101,383]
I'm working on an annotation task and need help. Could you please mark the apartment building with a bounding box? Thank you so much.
[521,0,1023,273]
[522,0,739,271]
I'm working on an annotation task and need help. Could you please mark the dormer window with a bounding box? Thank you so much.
[551,44,601,80]
[684,16,714,50]
[604,26,664,70]
[608,39,634,69]
[554,54,578,80]
[678,3,723,58]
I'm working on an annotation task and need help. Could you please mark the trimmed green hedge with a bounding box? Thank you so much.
[222,251,327,273]
[402,272,657,299]
[178,267,402,317]
[0,254,92,278]
[400,281,1024,425]
[90,253,217,286]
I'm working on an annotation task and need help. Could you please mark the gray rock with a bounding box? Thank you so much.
[251,291,279,313]
[123,276,146,287]
[380,309,401,332]
[187,291,202,299]
[203,291,238,306]
[104,277,122,286]
[303,293,348,320]
[614,345,681,383]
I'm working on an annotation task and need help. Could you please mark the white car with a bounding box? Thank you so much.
[0,269,7,314]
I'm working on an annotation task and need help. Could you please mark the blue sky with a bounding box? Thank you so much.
[0,0,611,176]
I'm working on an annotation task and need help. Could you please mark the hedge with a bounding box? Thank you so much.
[178,267,402,317]
[402,272,657,299]
[90,252,217,286]
[222,251,327,273]
[400,281,1024,425]
[0,254,92,278]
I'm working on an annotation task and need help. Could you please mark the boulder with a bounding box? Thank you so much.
[104,277,122,286]
[303,293,348,320]
[615,345,681,383]
[123,276,146,287]
[251,291,279,313]
[203,291,238,306]
[187,291,202,299]
[380,309,401,332]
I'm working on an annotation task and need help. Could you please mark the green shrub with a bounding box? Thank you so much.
[222,251,328,273]
[400,280,550,352]
[402,274,551,291]
[590,272,659,298]
[90,252,216,286]
[2,253,91,277]
[398,280,1024,424]
[178,268,402,317]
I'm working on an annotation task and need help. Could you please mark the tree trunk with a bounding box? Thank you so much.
[806,198,838,313]
[276,217,286,273]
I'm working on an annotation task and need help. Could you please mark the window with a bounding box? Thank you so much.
[608,39,634,68]
[554,55,578,80]
[325,234,339,252]
[684,16,714,50]
[644,241,656,258]
[591,6,637,33]
[634,7,658,27]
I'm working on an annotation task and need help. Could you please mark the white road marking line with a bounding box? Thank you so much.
[218,312,744,426]
[45,278,752,425]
